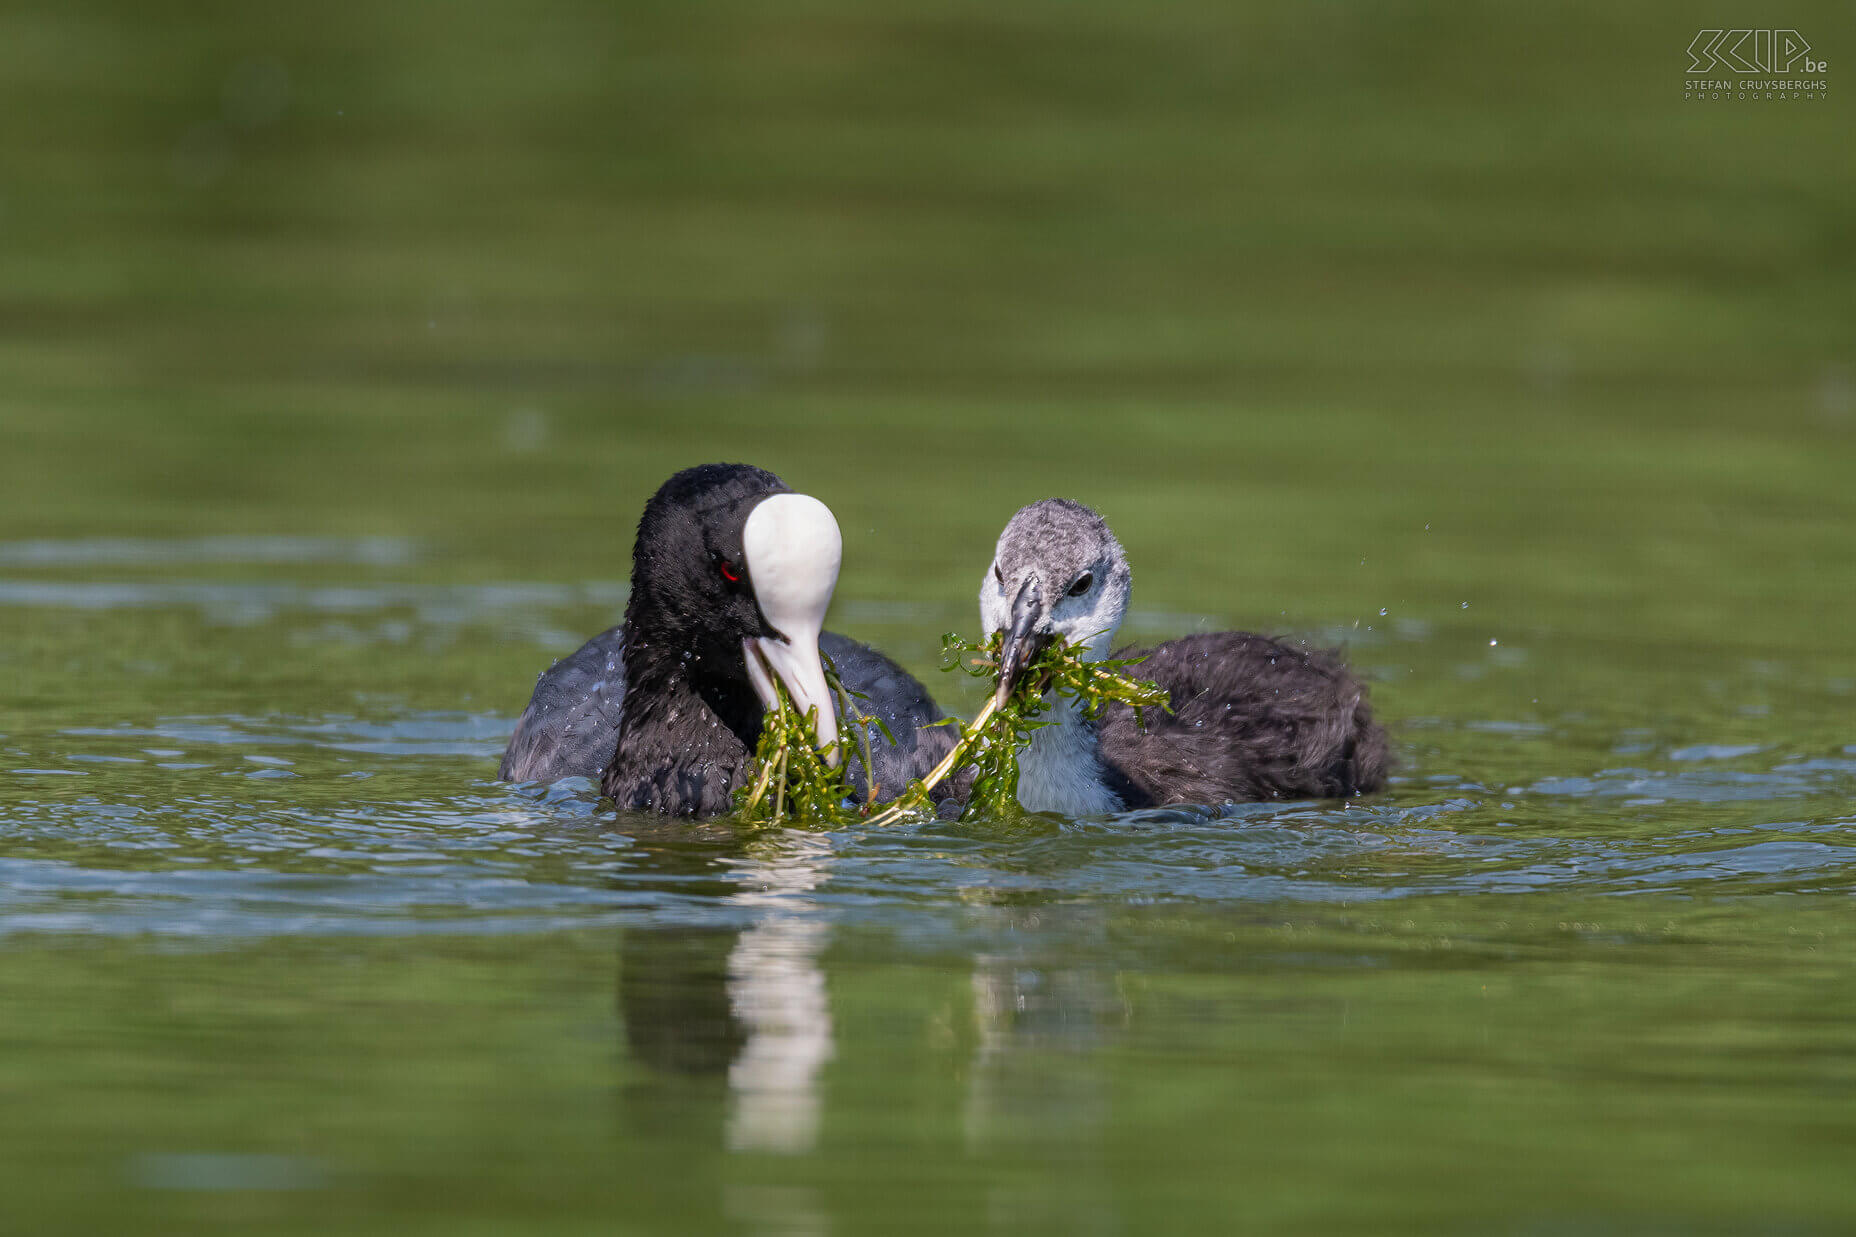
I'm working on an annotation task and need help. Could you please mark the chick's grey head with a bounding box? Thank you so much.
[979,499,1131,705]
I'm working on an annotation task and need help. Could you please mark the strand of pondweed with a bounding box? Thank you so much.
[945,631,1169,818]
[737,634,1168,826]
[865,631,1170,824]
[734,652,902,826]
[859,694,1002,826]
[830,658,890,806]
[733,669,860,825]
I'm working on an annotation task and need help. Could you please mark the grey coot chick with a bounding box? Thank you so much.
[980,499,1389,816]
[501,464,956,817]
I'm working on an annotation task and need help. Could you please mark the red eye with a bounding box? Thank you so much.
[718,560,740,583]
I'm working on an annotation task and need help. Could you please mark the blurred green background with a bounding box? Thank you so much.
[3,0,1851,655]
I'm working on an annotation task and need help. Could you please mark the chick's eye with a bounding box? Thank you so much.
[992,563,1004,585]
[718,559,740,583]
[1067,573,1093,597]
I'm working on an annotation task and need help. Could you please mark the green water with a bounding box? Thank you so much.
[3,0,1855,1232]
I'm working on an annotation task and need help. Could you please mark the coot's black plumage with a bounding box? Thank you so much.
[499,625,628,784]
[981,499,1388,815]
[501,464,956,817]
[1094,631,1387,807]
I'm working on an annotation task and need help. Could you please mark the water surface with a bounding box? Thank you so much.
[3,0,1855,1232]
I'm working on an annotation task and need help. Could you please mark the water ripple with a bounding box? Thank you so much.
[0,535,419,568]
[3,709,1853,938]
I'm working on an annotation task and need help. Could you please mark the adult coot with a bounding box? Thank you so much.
[502,464,955,817]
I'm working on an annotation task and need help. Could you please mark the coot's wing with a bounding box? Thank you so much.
[821,632,961,805]
[499,626,627,782]
[1097,631,1388,805]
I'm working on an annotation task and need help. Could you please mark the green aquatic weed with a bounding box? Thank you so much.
[737,635,1168,826]
[937,631,1169,820]
[733,655,870,826]
[735,652,923,825]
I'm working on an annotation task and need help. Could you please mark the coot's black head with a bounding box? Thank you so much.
[980,498,1133,708]
[629,463,784,656]
[627,463,842,756]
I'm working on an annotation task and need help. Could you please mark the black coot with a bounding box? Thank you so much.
[502,464,955,817]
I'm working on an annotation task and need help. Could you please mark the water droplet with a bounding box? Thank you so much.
[1378,608,1388,616]
[1489,639,1498,646]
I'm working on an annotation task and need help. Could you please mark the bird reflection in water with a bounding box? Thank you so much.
[612,828,1126,1231]
[615,826,835,1157]
[964,911,1123,1149]
[719,831,836,1154]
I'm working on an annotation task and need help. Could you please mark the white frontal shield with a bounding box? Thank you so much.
[739,493,842,764]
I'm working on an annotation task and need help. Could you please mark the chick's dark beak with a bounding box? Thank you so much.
[993,576,1051,710]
